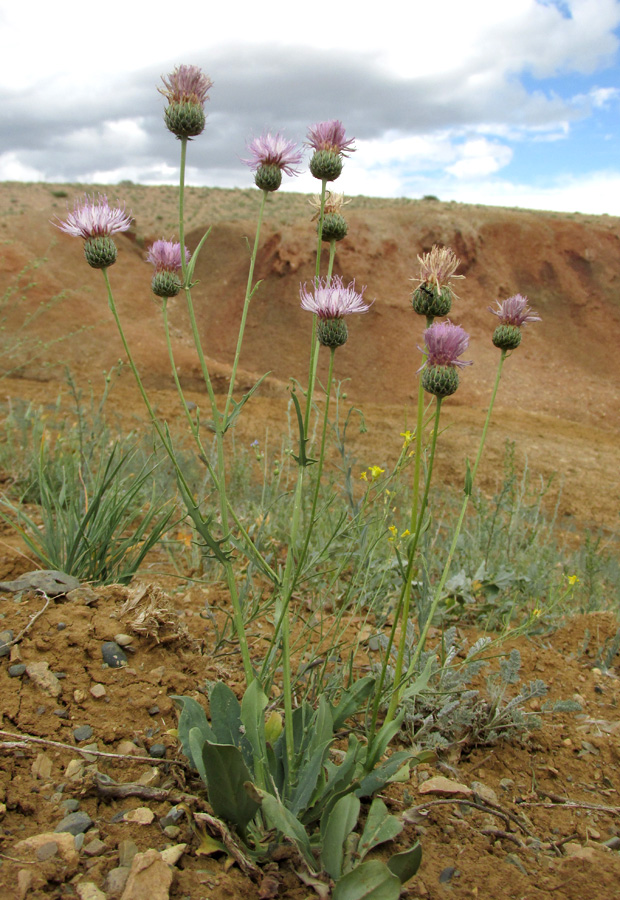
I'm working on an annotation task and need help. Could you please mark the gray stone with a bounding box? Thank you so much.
[8,663,26,677]
[148,705,160,716]
[73,725,94,742]
[159,806,185,828]
[60,799,81,814]
[101,641,128,668]
[104,866,130,895]
[83,838,106,857]
[36,841,60,862]
[148,743,166,759]
[0,630,14,657]
[54,811,94,836]
[0,570,80,597]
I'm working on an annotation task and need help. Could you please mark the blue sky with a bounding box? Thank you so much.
[1,0,620,214]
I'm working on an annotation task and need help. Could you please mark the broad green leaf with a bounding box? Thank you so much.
[171,695,215,769]
[256,788,317,872]
[357,798,403,862]
[320,794,360,880]
[331,860,401,900]
[209,682,243,746]
[332,677,376,730]
[200,741,260,836]
[387,843,422,884]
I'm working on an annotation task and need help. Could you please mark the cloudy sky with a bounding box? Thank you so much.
[2,0,620,214]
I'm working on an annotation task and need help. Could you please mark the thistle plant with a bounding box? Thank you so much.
[47,62,546,897]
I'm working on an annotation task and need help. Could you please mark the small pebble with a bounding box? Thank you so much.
[53,709,69,719]
[90,684,106,699]
[439,867,458,884]
[604,836,620,850]
[160,806,185,828]
[36,706,46,716]
[163,825,181,839]
[8,663,26,677]
[73,725,94,743]
[149,743,166,759]
[0,630,14,657]
[54,811,94,836]
[148,705,160,716]
[113,633,133,647]
[57,622,67,631]
[83,838,106,857]
[74,833,86,851]
[101,641,128,668]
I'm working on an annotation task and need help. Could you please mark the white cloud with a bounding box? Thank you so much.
[446,140,513,178]
[0,152,44,181]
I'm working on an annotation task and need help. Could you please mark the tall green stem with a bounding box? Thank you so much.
[223,190,268,425]
[404,350,507,680]
[303,179,328,438]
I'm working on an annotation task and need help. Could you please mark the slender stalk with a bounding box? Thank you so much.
[223,189,268,425]
[404,350,507,679]
[177,137,253,684]
[303,179,328,437]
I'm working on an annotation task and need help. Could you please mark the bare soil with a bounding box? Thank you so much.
[0,182,619,899]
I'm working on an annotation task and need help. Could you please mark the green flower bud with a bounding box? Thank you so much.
[492,324,523,350]
[412,285,453,318]
[318,317,348,348]
[310,150,344,182]
[320,212,348,242]
[152,271,183,298]
[254,164,283,192]
[84,236,118,269]
[164,101,206,139]
[422,364,460,397]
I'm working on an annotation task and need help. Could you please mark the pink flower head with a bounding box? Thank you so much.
[488,294,541,327]
[419,320,473,370]
[306,120,356,156]
[147,240,190,272]
[54,194,132,239]
[159,65,213,106]
[300,275,371,319]
[243,132,303,176]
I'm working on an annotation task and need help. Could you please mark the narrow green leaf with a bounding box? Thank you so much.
[387,843,422,884]
[332,677,376,730]
[357,798,403,862]
[320,794,360,880]
[289,388,317,468]
[256,788,317,872]
[332,860,401,900]
[223,372,271,432]
[289,739,332,817]
[186,226,212,284]
[357,750,414,799]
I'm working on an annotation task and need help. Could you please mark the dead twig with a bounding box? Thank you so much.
[195,812,261,879]
[480,827,526,848]
[407,796,533,837]
[93,772,209,809]
[0,729,189,769]
[4,591,51,648]
[523,790,620,816]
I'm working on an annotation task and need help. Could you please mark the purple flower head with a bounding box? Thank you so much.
[418,320,473,370]
[488,294,541,327]
[243,133,303,176]
[147,240,190,272]
[159,65,213,106]
[300,276,371,319]
[306,120,356,157]
[54,194,132,239]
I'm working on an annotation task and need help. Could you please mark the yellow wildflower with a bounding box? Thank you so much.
[400,430,414,447]
[567,575,579,586]
[400,529,411,538]
[369,465,385,480]
[359,471,368,481]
